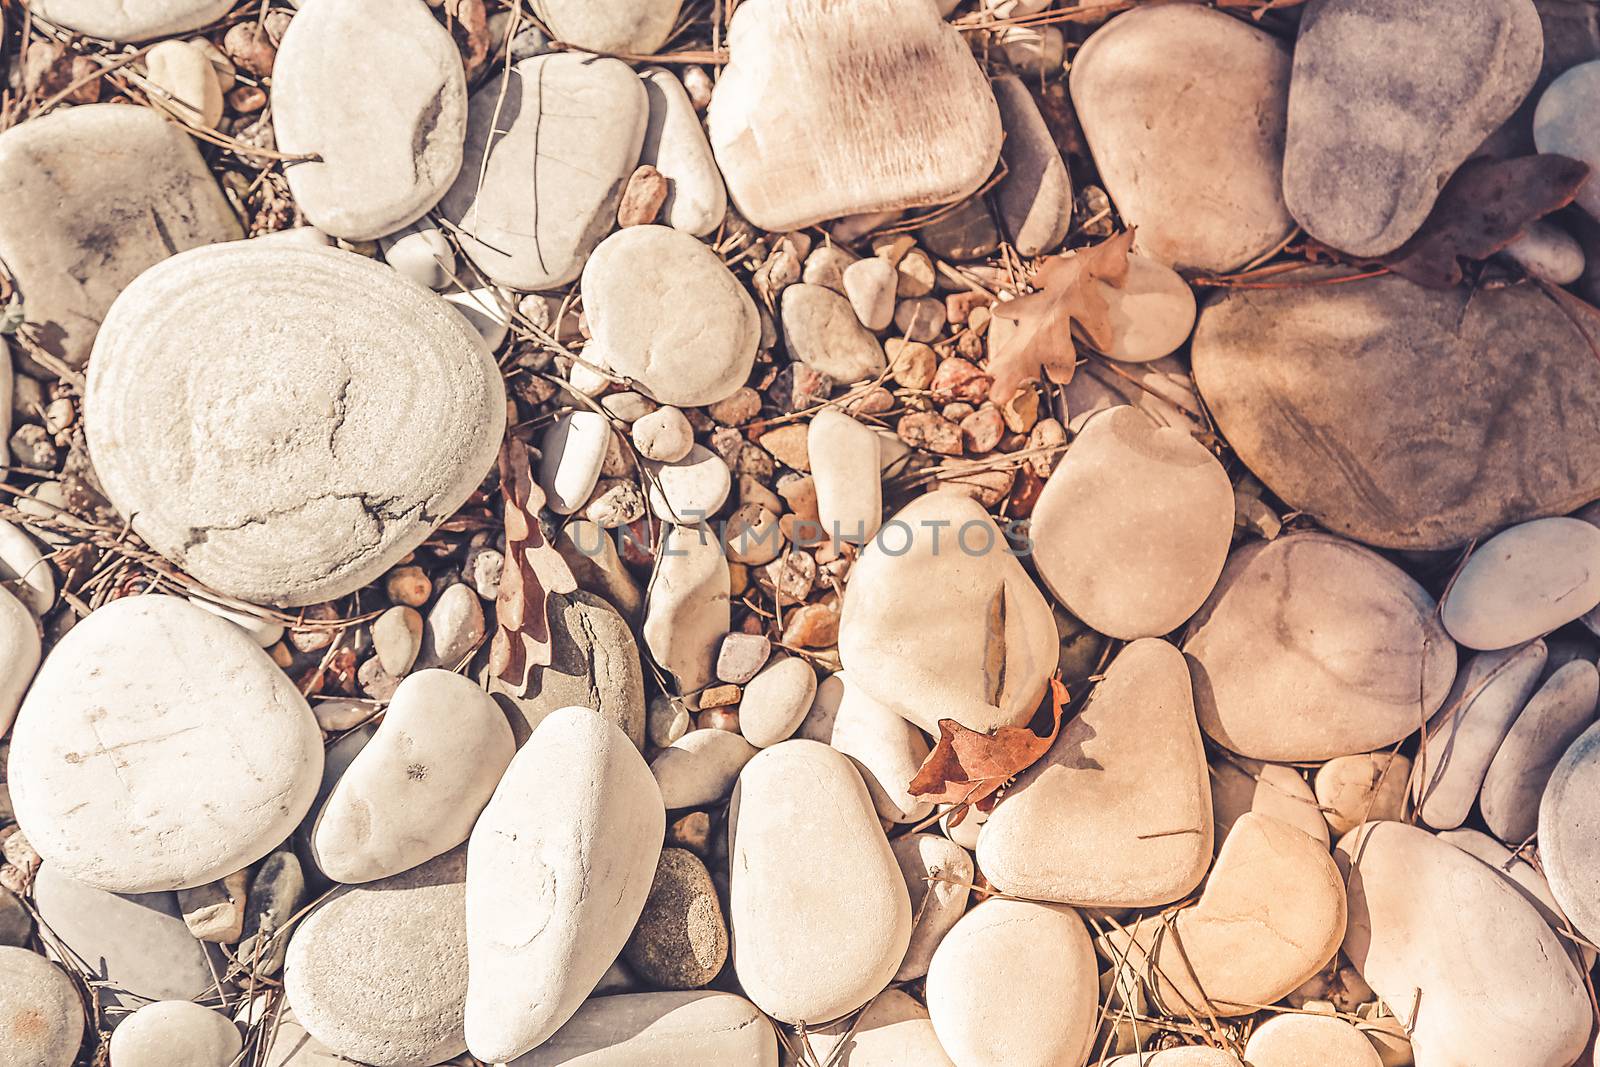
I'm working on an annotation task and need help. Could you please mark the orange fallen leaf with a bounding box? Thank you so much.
[488,436,577,690]
[908,677,1069,826]
[987,229,1135,404]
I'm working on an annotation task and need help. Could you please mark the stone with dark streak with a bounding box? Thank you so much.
[1191,273,1600,550]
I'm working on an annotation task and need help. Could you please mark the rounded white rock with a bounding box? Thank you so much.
[1441,517,1600,650]
[110,1001,243,1067]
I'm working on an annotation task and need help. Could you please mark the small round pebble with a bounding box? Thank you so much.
[110,1000,243,1067]
[738,654,818,747]
[623,847,729,989]
[632,405,695,462]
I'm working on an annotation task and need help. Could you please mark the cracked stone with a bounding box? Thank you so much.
[84,243,505,607]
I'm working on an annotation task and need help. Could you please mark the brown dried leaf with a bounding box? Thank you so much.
[445,0,491,80]
[987,229,1135,404]
[1381,155,1591,289]
[489,437,577,690]
[908,678,1069,825]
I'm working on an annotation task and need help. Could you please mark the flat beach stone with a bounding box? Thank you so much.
[0,585,39,737]
[28,0,232,40]
[728,740,910,1025]
[1182,532,1456,761]
[992,74,1072,256]
[111,1001,242,1067]
[809,409,883,545]
[799,673,932,825]
[85,243,505,606]
[978,639,1212,907]
[439,52,647,290]
[1069,4,1293,271]
[1243,1014,1381,1067]
[839,491,1058,735]
[8,595,322,893]
[781,284,887,384]
[1538,720,1600,946]
[285,848,469,1067]
[708,0,1001,231]
[1481,659,1599,843]
[1191,274,1600,550]
[650,727,759,809]
[1341,821,1590,1067]
[1285,0,1544,256]
[0,946,82,1067]
[0,104,240,368]
[1314,752,1412,837]
[1210,757,1329,848]
[804,989,955,1067]
[539,411,611,516]
[890,834,971,982]
[531,0,681,53]
[643,525,731,694]
[1441,518,1600,650]
[272,0,467,240]
[583,226,758,407]
[622,848,728,989]
[1030,405,1232,640]
[508,991,776,1066]
[640,67,728,236]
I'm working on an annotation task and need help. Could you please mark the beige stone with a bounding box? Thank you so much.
[1100,813,1346,1017]
[890,833,971,982]
[1339,821,1589,1067]
[809,409,882,545]
[803,989,955,1067]
[144,40,224,128]
[1096,255,1197,362]
[1481,659,1599,843]
[1182,532,1456,761]
[1210,758,1329,848]
[1314,752,1411,837]
[1441,518,1600,650]
[508,991,776,1066]
[978,639,1212,907]
[1243,1014,1382,1067]
[800,673,932,824]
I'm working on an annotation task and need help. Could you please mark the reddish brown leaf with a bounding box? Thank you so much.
[908,678,1069,825]
[1381,155,1591,289]
[489,437,577,690]
[988,230,1136,404]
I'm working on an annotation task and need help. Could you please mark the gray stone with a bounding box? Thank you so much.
[583,225,758,408]
[110,1001,242,1067]
[33,864,219,1012]
[0,886,32,947]
[531,0,681,53]
[1191,273,1600,549]
[0,945,81,1067]
[488,590,646,748]
[1070,5,1293,271]
[238,851,306,977]
[1441,517,1600,650]
[439,53,647,290]
[622,848,727,989]
[0,104,240,368]
[85,244,505,606]
[650,727,758,809]
[992,75,1072,257]
[1482,659,1599,843]
[707,0,1001,231]
[7,596,323,893]
[1539,720,1600,946]
[285,848,468,1067]
[1536,60,1600,218]
[417,583,486,671]
[271,0,466,240]
[28,0,231,40]
[1183,532,1457,761]
[1286,0,1544,256]
[640,68,728,236]
[506,992,777,1066]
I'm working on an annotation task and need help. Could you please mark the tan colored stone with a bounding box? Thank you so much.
[1243,1014,1382,1067]
[1210,758,1329,848]
[1313,752,1411,838]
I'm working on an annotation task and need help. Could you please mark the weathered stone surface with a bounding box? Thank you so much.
[1100,813,1346,1017]
[110,1001,242,1067]
[839,491,1058,735]
[707,0,1001,231]
[926,900,1096,1067]
[1314,752,1412,837]
[1183,532,1456,761]
[312,670,514,884]
[1441,518,1600,650]
[466,707,664,1063]
[1069,4,1293,271]
[1285,0,1544,256]
[9,596,322,893]
[439,52,647,290]
[1341,821,1590,1067]
[85,243,505,606]
[0,104,240,368]
[1191,275,1600,549]
[583,225,758,407]
[272,0,466,240]
[1481,659,1599,843]
[978,640,1212,907]
[285,848,469,1067]
[0,946,82,1067]
[728,740,910,1025]
[29,0,232,40]
[1031,406,1232,640]
[622,847,728,989]
[507,991,777,1066]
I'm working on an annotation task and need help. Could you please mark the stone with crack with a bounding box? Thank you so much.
[84,243,505,607]
[271,0,468,241]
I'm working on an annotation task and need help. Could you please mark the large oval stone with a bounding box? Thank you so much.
[8,596,322,893]
[27,0,232,40]
[1285,0,1543,256]
[728,740,910,1025]
[1030,405,1233,640]
[1191,274,1600,550]
[511,991,776,1066]
[1341,821,1590,1067]
[707,0,1001,231]
[1069,4,1293,271]
[1440,517,1600,650]
[838,491,1057,735]
[285,848,469,1067]
[271,0,467,241]
[978,639,1212,907]
[1538,720,1600,947]
[0,946,82,1067]
[84,243,505,606]
[1481,659,1599,843]
[1183,532,1456,761]
[465,706,664,1063]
